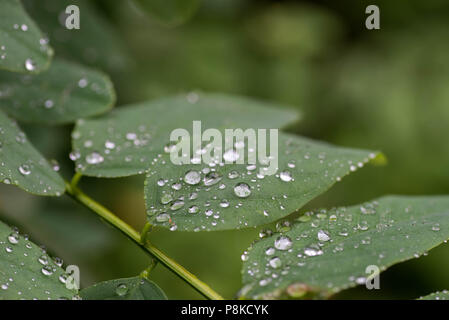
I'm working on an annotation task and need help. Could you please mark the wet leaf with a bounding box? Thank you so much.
[0,220,77,300]
[135,0,201,27]
[144,133,381,231]
[419,290,449,300]
[0,109,65,195]
[0,59,115,124]
[0,0,53,73]
[80,276,167,300]
[239,196,449,299]
[72,93,299,177]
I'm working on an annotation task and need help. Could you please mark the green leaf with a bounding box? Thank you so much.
[72,93,300,178]
[239,196,449,299]
[0,0,53,73]
[80,276,167,300]
[0,220,77,300]
[23,0,129,74]
[135,0,201,27]
[0,109,65,195]
[144,133,380,231]
[0,59,115,124]
[419,290,449,300]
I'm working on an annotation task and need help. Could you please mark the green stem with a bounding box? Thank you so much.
[64,181,223,300]
[70,172,83,188]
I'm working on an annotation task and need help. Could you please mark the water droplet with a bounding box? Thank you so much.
[86,152,104,165]
[7,233,19,244]
[234,183,251,198]
[280,170,293,182]
[265,247,275,256]
[78,78,88,88]
[274,236,292,251]
[105,140,115,149]
[304,247,323,257]
[38,255,49,265]
[317,230,331,242]
[219,200,230,208]
[432,223,440,232]
[25,59,36,71]
[41,266,54,276]
[43,99,54,109]
[184,170,201,185]
[155,213,170,223]
[188,205,199,214]
[228,171,240,179]
[170,200,184,211]
[203,172,222,186]
[269,257,282,269]
[18,164,31,175]
[116,284,128,296]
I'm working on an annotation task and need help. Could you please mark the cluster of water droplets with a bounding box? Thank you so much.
[240,199,443,299]
[0,116,62,195]
[0,225,79,299]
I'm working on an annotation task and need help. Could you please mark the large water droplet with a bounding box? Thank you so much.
[274,236,292,251]
[279,170,293,182]
[234,183,251,198]
[184,170,201,185]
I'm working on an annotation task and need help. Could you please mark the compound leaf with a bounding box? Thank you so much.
[0,59,115,124]
[0,0,53,73]
[239,196,449,299]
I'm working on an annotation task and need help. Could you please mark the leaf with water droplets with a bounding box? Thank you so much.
[0,59,115,124]
[72,93,299,177]
[419,290,449,300]
[135,0,201,27]
[0,220,77,300]
[239,196,449,299]
[0,0,53,73]
[80,276,167,300]
[144,133,381,231]
[0,109,65,195]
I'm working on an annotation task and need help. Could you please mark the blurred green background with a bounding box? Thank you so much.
[1,0,449,299]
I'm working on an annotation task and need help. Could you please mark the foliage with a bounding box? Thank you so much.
[0,0,448,301]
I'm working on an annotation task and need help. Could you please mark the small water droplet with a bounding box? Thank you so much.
[25,59,36,71]
[86,152,104,165]
[116,284,128,296]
